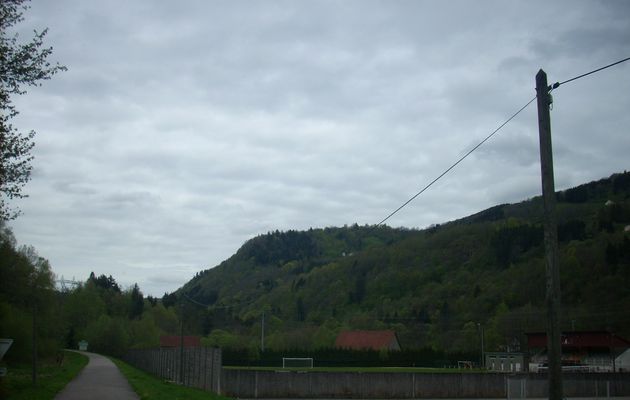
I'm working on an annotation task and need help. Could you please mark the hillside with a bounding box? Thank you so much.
[174,171,630,352]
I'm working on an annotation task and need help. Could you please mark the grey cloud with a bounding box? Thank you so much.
[476,131,540,168]
[7,0,630,296]
[52,181,99,196]
[531,25,630,61]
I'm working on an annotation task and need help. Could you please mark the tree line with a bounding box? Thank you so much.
[2,173,630,368]
[177,172,630,358]
[0,222,181,362]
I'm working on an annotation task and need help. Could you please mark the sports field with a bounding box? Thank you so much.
[223,365,485,373]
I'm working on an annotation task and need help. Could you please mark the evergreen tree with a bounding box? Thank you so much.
[129,283,144,319]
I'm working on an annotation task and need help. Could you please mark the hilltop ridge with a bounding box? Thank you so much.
[171,171,630,352]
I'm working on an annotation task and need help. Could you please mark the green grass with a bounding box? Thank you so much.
[111,358,231,400]
[223,365,485,373]
[1,350,88,400]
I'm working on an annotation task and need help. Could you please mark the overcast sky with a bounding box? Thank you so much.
[6,0,630,297]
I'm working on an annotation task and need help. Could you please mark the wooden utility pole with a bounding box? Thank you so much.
[32,303,37,387]
[179,302,185,385]
[536,69,563,400]
[261,311,265,352]
[478,323,485,368]
[480,325,484,369]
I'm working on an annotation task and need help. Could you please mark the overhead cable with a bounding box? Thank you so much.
[551,56,630,90]
[376,56,630,227]
[375,95,537,227]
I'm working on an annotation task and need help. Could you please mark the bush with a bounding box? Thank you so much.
[85,315,130,357]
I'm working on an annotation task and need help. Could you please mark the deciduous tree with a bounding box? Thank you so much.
[1,0,65,220]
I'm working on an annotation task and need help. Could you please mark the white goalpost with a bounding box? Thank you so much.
[282,357,314,369]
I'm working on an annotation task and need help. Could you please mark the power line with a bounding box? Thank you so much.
[551,56,630,90]
[182,292,256,310]
[375,56,630,228]
[376,96,537,227]
[182,293,210,308]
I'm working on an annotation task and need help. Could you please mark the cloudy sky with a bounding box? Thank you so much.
[6,0,630,297]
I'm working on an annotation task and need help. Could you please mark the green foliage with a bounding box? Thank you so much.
[84,315,130,358]
[222,347,476,368]
[161,291,178,308]
[175,171,630,356]
[3,171,630,370]
[112,357,230,400]
[128,316,161,349]
[0,223,59,362]
[63,285,106,344]
[87,272,121,293]
[202,329,241,348]
[129,283,144,319]
[144,303,179,335]
[243,229,320,265]
[2,351,89,400]
[491,222,543,268]
[63,283,182,356]
[0,0,66,220]
[0,301,31,361]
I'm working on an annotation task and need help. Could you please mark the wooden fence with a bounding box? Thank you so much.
[124,347,221,393]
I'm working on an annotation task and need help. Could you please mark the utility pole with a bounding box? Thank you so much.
[478,323,485,369]
[261,311,265,352]
[31,272,39,387]
[480,324,484,369]
[32,303,37,387]
[179,302,185,385]
[536,69,563,400]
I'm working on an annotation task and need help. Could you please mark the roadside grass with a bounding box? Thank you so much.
[1,350,88,400]
[223,365,485,373]
[111,358,231,400]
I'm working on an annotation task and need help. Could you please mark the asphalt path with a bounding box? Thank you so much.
[54,351,139,400]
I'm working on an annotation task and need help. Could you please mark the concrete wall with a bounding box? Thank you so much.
[122,349,630,398]
[221,369,630,398]
[507,373,630,398]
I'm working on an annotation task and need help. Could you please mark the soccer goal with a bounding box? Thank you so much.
[282,357,314,369]
[457,360,473,369]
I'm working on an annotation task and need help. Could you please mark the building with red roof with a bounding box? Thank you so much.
[527,331,630,349]
[526,331,630,372]
[334,330,401,351]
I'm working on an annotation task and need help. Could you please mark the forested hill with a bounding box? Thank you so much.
[174,171,630,352]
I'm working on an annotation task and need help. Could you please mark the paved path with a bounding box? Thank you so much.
[55,351,139,400]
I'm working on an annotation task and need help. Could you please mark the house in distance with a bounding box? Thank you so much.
[335,330,401,351]
[526,331,630,372]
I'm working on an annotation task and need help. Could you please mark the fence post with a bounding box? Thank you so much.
[215,348,222,394]
[607,380,610,398]
[203,347,208,390]
[254,370,258,399]
[126,346,221,392]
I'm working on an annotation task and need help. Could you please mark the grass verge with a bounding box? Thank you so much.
[111,358,231,400]
[1,350,88,400]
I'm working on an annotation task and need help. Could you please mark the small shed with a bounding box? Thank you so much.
[485,352,525,372]
[526,331,630,371]
[334,330,401,351]
[0,339,13,361]
[527,331,630,350]
[616,349,630,372]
